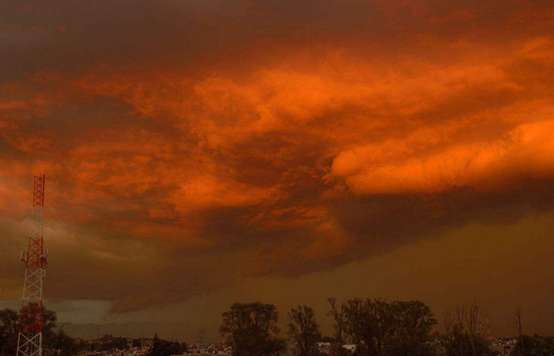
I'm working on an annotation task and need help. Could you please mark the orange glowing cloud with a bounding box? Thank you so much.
[332,117,554,194]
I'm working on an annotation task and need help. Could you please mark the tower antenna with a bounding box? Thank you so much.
[16,174,48,356]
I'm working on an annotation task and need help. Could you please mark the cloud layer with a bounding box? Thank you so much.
[1,0,554,313]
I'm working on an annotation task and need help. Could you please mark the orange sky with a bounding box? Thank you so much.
[1,0,554,337]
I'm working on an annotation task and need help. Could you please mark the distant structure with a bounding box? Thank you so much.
[16,175,48,356]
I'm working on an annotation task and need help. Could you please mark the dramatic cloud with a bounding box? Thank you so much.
[1,0,554,315]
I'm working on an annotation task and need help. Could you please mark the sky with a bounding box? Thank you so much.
[1,0,554,338]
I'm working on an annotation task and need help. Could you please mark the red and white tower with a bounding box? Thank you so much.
[16,175,48,356]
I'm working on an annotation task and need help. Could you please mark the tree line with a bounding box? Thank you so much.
[148,334,188,356]
[2,300,553,356]
[0,306,80,356]
[219,299,554,356]
[0,306,141,356]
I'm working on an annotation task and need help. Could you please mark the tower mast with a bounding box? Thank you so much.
[16,175,48,356]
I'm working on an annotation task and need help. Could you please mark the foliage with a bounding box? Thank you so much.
[99,334,129,351]
[132,338,143,348]
[440,333,497,356]
[511,335,554,356]
[329,298,438,356]
[148,333,185,356]
[0,308,19,356]
[327,298,350,356]
[0,306,80,356]
[47,329,80,356]
[220,302,286,356]
[288,305,322,356]
[440,303,498,356]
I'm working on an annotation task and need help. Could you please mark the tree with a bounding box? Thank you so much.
[385,301,437,356]
[511,308,554,356]
[108,336,129,351]
[342,298,399,355]
[332,298,437,356]
[48,329,80,356]
[149,334,164,356]
[0,305,80,356]
[512,335,554,356]
[441,303,496,356]
[0,308,19,356]
[220,302,286,356]
[327,298,349,356]
[148,335,185,356]
[132,338,142,348]
[153,334,161,354]
[288,305,322,356]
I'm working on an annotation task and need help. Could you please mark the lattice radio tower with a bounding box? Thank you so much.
[16,175,48,356]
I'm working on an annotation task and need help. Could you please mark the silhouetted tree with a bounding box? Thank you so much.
[331,298,437,356]
[0,306,79,356]
[441,303,497,356]
[384,300,438,356]
[0,308,19,356]
[512,335,554,356]
[327,298,349,356]
[288,305,322,356]
[106,336,128,351]
[149,334,163,356]
[48,329,80,356]
[220,302,286,356]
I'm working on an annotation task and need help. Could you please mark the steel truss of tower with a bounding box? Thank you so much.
[16,175,48,356]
